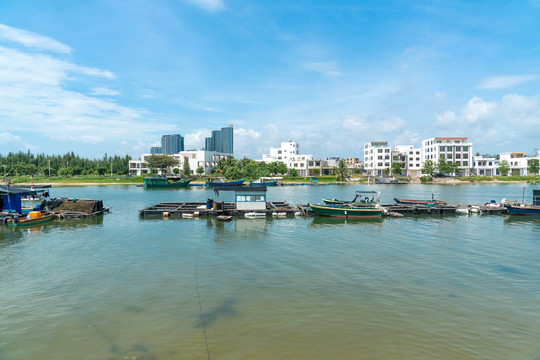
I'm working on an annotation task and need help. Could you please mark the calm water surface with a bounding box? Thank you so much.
[1,183,540,359]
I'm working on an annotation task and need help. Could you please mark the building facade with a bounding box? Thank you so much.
[161,134,184,154]
[364,141,391,176]
[422,137,473,175]
[262,140,314,177]
[205,125,234,154]
[499,152,529,176]
[472,156,499,176]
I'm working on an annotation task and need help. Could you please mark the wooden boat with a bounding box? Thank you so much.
[394,197,446,207]
[323,191,379,205]
[206,179,245,186]
[8,211,54,227]
[505,189,540,215]
[143,176,191,188]
[309,203,383,218]
[505,204,540,215]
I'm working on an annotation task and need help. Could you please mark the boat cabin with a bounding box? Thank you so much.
[1,185,38,214]
[214,185,267,211]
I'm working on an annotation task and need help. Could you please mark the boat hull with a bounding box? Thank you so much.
[310,204,382,218]
[143,178,191,188]
[394,198,447,207]
[9,214,54,227]
[207,179,245,186]
[506,205,540,215]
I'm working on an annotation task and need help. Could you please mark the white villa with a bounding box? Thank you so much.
[262,140,313,177]
[363,141,392,176]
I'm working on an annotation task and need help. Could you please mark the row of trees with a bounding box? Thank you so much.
[0,151,132,176]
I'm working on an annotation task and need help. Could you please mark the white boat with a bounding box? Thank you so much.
[244,212,267,218]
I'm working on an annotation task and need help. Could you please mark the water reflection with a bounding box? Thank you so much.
[503,215,540,230]
[208,217,269,241]
[309,216,384,228]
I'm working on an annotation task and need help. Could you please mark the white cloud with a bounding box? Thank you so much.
[436,110,458,125]
[90,87,120,96]
[304,61,342,76]
[477,75,539,90]
[0,26,176,157]
[462,97,497,122]
[0,23,72,54]
[185,0,226,12]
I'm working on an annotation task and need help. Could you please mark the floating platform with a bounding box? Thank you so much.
[381,204,508,215]
[139,201,298,218]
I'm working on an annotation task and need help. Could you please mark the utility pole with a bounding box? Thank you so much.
[110,157,113,177]
[2,164,6,184]
[48,160,51,178]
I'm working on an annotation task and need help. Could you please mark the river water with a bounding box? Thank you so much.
[1,183,539,360]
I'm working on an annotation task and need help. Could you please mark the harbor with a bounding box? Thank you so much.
[2,184,540,360]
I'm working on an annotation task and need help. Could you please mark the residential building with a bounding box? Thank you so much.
[129,150,232,176]
[161,134,184,154]
[364,141,391,176]
[421,137,473,175]
[343,158,361,168]
[394,145,422,177]
[262,140,313,176]
[499,152,528,176]
[472,156,499,176]
[205,125,234,154]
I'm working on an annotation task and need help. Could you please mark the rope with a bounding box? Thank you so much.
[195,245,211,360]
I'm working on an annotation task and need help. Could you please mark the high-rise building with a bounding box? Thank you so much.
[150,147,162,154]
[205,125,233,154]
[161,134,184,155]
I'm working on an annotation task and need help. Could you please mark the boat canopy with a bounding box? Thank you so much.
[0,185,38,196]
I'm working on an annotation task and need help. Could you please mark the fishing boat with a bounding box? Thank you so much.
[504,189,540,215]
[309,203,383,218]
[206,178,245,186]
[394,193,446,207]
[143,176,191,188]
[250,177,282,186]
[323,190,380,205]
[7,211,54,227]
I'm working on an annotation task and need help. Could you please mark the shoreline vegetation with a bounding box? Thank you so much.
[5,174,539,187]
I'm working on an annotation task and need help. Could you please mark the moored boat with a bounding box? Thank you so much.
[323,190,380,205]
[504,189,540,215]
[309,203,383,218]
[7,211,54,227]
[206,178,245,186]
[143,176,191,188]
[394,198,447,207]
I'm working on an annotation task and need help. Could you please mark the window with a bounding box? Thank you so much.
[456,153,461,159]
[447,154,452,159]
[440,154,445,159]
[378,155,383,160]
[463,153,468,159]
[463,161,468,166]
[440,146,445,152]
[456,146,461,151]
[378,149,382,153]
[385,149,390,153]
[463,146,468,151]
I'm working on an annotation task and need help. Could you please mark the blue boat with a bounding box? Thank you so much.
[206,178,245,186]
[505,189,540,215]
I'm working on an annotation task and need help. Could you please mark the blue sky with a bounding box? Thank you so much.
[1,0,539,160]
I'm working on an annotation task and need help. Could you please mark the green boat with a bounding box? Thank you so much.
[309,203,383,218]
[8,212,54,227]
[322,190,380,205]
[143,176,192,188]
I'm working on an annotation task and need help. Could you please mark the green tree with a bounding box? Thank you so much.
[289,168,298,177]
[447,162,461,176]
[172,167,180,175]
[311,168,320,176]
[277,162,288,175]
[498,160,510,176]
[145,154,179,175]
[437,159,451,176]
[528,159,539,175]
[336,160,348,180]
[183,157,191,177]
[391,161,402,176]
[196,166,204,176]
[97,166,108,176]
[422,160,435,176]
